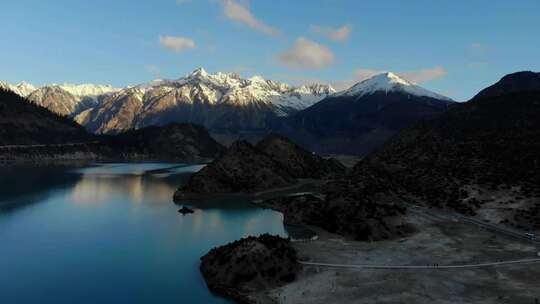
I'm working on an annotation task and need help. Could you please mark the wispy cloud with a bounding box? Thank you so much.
[470,42,487,53]
[278,37,335,70]
[352,69,382,81]
[330,79,358,91]
[145,65,161,79]
[311,25,352,42]
[399,67,448,84]
[219,0,279,36]
[467,62,488,69]
[159,35,196,53]
[321,67,448,92]
[350,67,447,84]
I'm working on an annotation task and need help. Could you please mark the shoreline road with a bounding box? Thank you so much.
[299,258,540,270]
[406,204,540,245]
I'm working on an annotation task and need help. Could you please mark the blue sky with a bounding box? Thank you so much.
[1,0,539,100]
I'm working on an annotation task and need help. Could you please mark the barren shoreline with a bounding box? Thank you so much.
[244,209,540,304]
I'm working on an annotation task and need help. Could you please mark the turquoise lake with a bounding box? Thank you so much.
[0,163,289,303]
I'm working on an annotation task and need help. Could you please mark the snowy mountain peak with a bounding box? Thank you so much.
[188,67,209,78]
[336,72,452,101]
[248,75,267,84]
[0,81,37,97]
[16,81,37,96]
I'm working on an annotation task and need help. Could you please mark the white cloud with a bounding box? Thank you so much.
[159,35,196,53]
[220,0,279,36]
[278,37,335,70]
[311,25,352,42]
[399,67,447,84]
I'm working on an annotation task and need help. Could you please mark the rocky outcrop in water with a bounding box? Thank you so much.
[200,234,299,303]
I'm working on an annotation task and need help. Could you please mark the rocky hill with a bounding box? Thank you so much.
[200,234,298,302]
[257,173,413,242]
[175,140,296,197]
[255,134,345,178]
[175,135,345,199]
[351,71,540,230]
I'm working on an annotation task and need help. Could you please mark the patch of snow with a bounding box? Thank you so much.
[58,83,120,100]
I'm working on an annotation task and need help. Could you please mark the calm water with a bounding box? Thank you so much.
[0,163,288,304]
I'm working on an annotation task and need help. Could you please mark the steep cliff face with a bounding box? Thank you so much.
[76,88,146,134]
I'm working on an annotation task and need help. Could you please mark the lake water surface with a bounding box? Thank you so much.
[0,163,288,304]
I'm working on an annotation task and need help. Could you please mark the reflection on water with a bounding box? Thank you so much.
[70,174,176,206]
[0,163,288,304]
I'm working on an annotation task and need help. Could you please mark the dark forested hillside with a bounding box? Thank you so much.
[0,88,90,145]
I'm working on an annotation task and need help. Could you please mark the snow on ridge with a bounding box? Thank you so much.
[57,83,121,98]
[130,67,335,113]
[0,81,37,97]
[0,80,120,99]
[335,72,452,101]
[2,68,335,115]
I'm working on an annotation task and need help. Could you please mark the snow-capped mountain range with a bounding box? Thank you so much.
[132,68,335,114]
[1,68,335,133]
[1,68,452,141]
[0,80,120,116]
[73,68,335,134]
